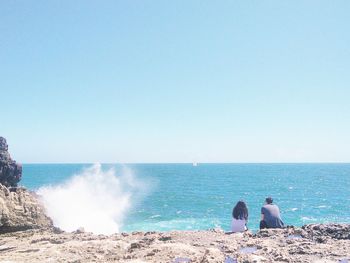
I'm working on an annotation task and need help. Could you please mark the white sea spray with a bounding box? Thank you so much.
[37,164,150,234]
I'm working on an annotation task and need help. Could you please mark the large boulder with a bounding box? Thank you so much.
[0,137,22,187]
[0,184,53,233]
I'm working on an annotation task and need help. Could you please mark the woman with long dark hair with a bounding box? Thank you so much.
[231,200,248,232]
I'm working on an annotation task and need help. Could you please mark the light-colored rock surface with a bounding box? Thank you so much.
[0,184,52,233]
[0,224,349,262]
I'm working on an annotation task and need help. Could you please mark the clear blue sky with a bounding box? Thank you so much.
[1,1,350,163]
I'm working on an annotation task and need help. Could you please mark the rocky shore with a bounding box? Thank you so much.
[0,223,349,262]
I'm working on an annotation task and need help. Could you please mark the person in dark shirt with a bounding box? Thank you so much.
[260,197,284,229]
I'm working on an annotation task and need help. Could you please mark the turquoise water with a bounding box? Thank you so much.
[22,163,350,232]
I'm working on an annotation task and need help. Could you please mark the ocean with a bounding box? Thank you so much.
[21,163,350,234]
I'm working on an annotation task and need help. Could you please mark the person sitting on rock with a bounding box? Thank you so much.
[231,200,249,233]
[260,197,284,229]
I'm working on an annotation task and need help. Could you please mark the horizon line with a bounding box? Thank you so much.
[21,162,350,165]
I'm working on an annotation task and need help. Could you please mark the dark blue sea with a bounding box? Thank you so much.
[21,163,350,234]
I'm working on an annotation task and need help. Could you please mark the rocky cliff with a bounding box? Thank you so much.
[0,137,22,187]
[0,137,52,233]
[0,184,53,233]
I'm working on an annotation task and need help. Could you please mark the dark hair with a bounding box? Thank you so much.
[232,201,248,220]
[266,197,273,204]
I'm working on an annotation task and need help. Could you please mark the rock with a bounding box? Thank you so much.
[74,227,85,234]
[159,235,172,241]
[254,228,286,238]
[0,137,8,151]
[0,184,53,233]
[302,224,350,240]
[0,137,22,187]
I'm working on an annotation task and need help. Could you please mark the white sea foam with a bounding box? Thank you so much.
[124,218,222,232]
[149,214,161,219]
[37,164,150,234]
[301,216,317,221]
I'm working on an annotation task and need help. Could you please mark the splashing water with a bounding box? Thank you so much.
[37,164,148,234]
